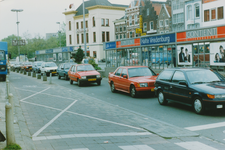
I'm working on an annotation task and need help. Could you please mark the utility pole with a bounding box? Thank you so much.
[83,0,87,57]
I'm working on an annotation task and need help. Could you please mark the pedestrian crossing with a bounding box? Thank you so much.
[69,141,219,150]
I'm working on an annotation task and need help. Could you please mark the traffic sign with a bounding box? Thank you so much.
[12,40,26,46]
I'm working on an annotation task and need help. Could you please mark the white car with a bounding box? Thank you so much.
[40,62,58,76]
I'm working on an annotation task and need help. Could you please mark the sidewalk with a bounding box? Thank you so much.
[1,72,225,150]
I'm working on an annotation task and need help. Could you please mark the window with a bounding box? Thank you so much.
[93,32,96,42]
[101,18,105,26]
[147,8,149,16]
[135,14,138,24]
[195,5,200,18]
[106,32,110,41]
[106,19,109,26]
[69,21,71,30]
[129,32,133,38]
[211,8,216,20]
[116,26,119,32]
[116,35,119,39]
[93,17,95,27]
[187,5,192,20]
[81,21,83,29]
[77,34,79,44]
[159,20,163,27]
[124,25,126,31]
[121,69,127,77]
[143,22,147,31]
[123,34,126,39]
[165,20,169,26]
[86,33,89,43]
[69,35,72,45]
[158,70,174,81]
[86,21,88,28]
[129,16,132,25]
[120,34,122,39]
[150,21,154,30]
[102,31,105,42]
[76,22,79,29]
[172,71,186,83]
[81,34,84,43]
[115,68,122,76]
[204,10,210,22]
[218,7,224,20]
[120,26,122,32]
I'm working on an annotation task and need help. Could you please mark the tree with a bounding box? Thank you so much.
[74,46,84,64]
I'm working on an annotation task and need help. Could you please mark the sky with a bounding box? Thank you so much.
[0,0,166,40]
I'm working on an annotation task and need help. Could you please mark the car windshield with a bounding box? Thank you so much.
[45,63,57,67]
[186,70,221,84]
[0,50,5,60]
[77,65,95,71]
[65,64,74,69]
[128,67,155,78]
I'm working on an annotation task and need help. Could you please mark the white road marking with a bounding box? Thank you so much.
[175,141,218,150]
[68,149,89,150]
[22,85,37,88]
[32,132,152,141]
[185,122,225,131]
[119,145,155,150]
[20,87,50,102]
[32,100,78,137]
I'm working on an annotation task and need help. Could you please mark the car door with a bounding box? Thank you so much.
[170,71,190,103]
[120,68,130,91]
[113,68,122,90]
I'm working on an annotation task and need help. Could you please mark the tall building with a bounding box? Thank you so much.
[171,0,185,32]
[63,0,127,60]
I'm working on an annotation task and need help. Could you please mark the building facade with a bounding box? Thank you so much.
[63,0,127,61]
[171,0,185,32]
[157,3,172,34]
[114,16,127,40]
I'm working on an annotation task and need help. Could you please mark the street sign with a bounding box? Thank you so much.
[141,33,146,36]
[136,28,142,34]
[12,40,26,46]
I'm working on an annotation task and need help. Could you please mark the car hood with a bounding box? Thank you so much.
[191,82,225,94]
[129,76,157,83]
[78,70,100,76]
[44,67,58,70]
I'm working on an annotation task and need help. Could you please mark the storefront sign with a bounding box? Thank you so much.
[177,26,225,42]
[54,48,61,53]
[69,47,74,52]
[139,15,143,29]
[105,42,116,49]
[45,49,53,54]
[141,33,175,45]
[62,47,68,52]
[116,38,140,48]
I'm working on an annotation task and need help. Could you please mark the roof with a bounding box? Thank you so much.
[75,0,128,16]
[152,1,165,16]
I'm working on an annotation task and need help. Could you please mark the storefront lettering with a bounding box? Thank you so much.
[141,34,175,45]
[121,39,134,46]
[186,28,217,39]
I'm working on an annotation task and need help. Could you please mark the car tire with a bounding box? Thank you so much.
[64,74,68,80]
[70,78,73,85]
[78,79,82,87]
[111,82,116,93]
[58,74,61,79]
[158,90,168,105]
[193,97,204,114]
[130,85,137,98]
[97,81,101,86]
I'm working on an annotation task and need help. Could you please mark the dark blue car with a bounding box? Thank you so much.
[57,63,76,80]
[154,68,225,114]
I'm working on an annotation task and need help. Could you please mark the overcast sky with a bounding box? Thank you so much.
[0,0,166,40]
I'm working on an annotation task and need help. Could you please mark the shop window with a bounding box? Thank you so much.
[93,32,96,42]
[211,8,216,20]
[218,7,224,20]
[102,31,105,42]
[69,21,71,30]
[106,32,110,42]
[204,10,210,22]
[77,34,79,44]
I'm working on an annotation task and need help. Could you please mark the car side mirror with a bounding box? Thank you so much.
[179,81,188,86]
[123,75,127,78]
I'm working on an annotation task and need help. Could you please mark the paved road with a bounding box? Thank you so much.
[1,71,224,150]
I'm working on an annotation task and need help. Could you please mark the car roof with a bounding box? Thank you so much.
[162,67,208,72]
[118,66,148,69]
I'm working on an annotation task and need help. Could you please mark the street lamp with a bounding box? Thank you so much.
[11,9,23,62]
[56,22,61,47]
[83,0,87,57]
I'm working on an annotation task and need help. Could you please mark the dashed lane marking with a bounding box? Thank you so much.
[175,141,218,150]
[185,122,225,131]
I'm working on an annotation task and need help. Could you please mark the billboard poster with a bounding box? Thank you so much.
[177,45,192,65]
[58,53,62,61]
[53,54,56,61]
[210,42,225,66]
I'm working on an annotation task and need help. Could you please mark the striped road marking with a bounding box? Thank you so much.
[185,122,225,131]
[175,141,218,150]
[119,145,155,150]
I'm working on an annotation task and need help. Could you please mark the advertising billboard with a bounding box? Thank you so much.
[177,45,192,65]
[210,42,225,66]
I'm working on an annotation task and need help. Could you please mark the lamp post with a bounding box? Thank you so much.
[83,0,87,57]
[11,9,23,62]
[56,22,61,47]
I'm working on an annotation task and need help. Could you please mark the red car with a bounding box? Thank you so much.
[68,64,102,86]
[108,66,158,98]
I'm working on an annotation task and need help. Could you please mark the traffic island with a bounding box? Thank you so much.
[37,74,41,79]
[28,72,31,76]
[32,72,36,78]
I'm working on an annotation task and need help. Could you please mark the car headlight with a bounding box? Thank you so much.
[137,83,148,87]
[215,94,225,99]
[207,94,225,99]
[97,75,101,78]
[81,76,86,79]
[46,70,50,72]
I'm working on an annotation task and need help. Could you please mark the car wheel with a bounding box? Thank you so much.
[58,74,61,79]
[130,85,137,98]
[111,82,116,93]
[64,74,68,80]
[97,81,101,86]
[70,78,73,84]
[78,79,82,87]
[193,97,204,114]
[158,90,168,105]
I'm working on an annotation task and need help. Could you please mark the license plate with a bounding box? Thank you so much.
[52,72,56,74]
[217,105,223,109]
[151,88,154,92]
[88,78,96,81]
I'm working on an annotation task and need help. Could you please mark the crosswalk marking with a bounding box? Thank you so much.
[175,141,218,150]
[119,145,155,150]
